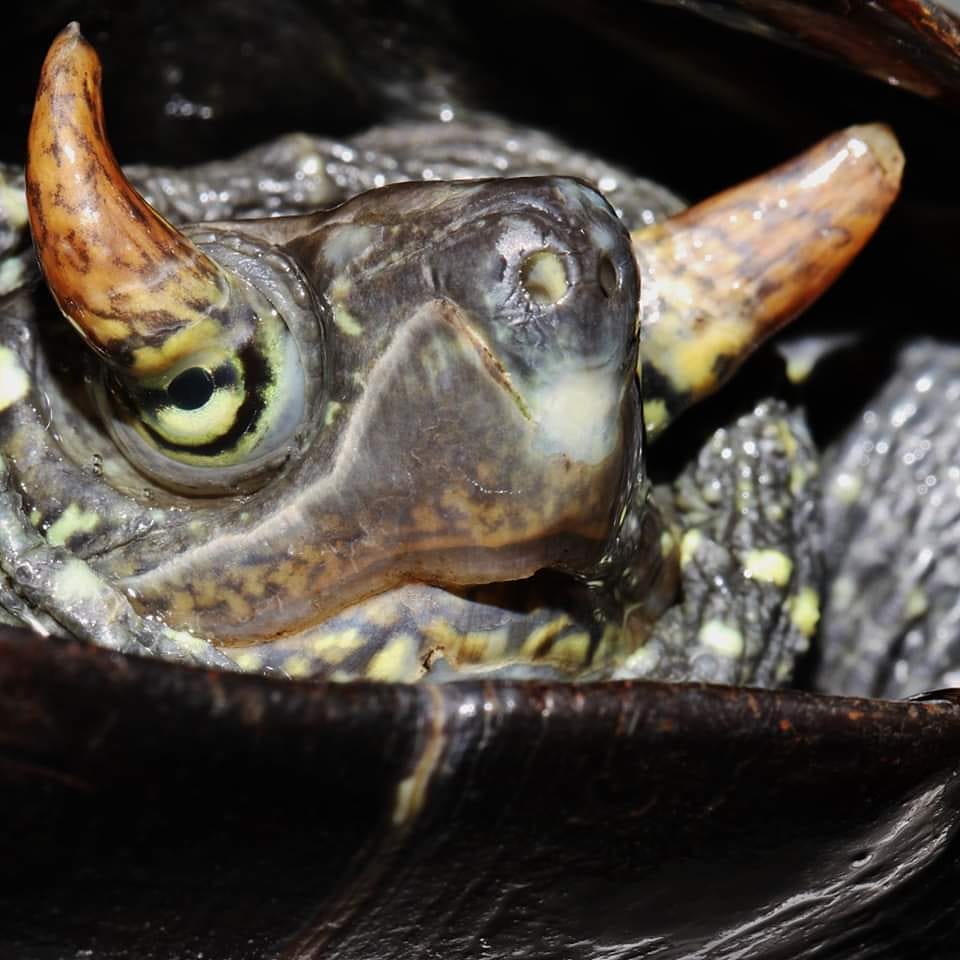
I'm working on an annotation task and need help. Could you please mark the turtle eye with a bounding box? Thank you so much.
[93,298,307,496]
[167,366,217,410]
[25,25,310,496]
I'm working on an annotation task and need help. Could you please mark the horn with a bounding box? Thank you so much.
[633,124,904,438]
[26,23,231,376]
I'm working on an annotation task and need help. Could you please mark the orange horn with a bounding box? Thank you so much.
[26,23,231,376]
[633,124,904,438]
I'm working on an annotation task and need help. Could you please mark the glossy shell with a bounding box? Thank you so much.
[4,2,960,957]
[3,627,960,959]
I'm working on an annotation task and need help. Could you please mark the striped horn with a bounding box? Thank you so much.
[26,23,232,376]
[633,124,904,438]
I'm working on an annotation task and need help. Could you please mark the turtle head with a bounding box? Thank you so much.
[25,24,646,636]
[273,175,645,591]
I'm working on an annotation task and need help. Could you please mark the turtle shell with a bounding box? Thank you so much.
[4,1,960,958]
[2,626,960,959]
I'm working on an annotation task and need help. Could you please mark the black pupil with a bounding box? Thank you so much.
[167,367,215,410]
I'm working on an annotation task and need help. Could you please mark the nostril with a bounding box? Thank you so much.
[520,249,568,305]
[598,255,619,298]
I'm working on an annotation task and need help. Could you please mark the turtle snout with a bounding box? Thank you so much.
[509,178,639,377]
[486,180,642,469]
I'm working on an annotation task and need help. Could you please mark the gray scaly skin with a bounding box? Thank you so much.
[819,340,960,698]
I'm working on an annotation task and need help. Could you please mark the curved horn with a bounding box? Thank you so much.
[26,23,230,375]
[633,124,904,438]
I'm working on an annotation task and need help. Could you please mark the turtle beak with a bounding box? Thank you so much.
[632,124,904,438]
[26,23,231,376]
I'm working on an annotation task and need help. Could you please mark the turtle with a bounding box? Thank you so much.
[0,24,902,688]
[2,14,960,960]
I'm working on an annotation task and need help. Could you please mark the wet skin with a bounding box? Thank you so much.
[0,25,902,685]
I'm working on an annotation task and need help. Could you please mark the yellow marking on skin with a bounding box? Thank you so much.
[520,250,568,304]
[367,633,419,682]
[680,529,703,567]
[591,622,623,668]
[832,471,862,505]
[662,315,747,395]
[788,587,821,638]
[0,257,25,295]
[790,464,808,496]
[233,650,265,672]
[269,563,310,599]
[775,659,795,682]
[55,558,113,606]
[698,620,745,658]
[194,578,221,609]
[422,620,509,668]
[906,588,928,620]
[130,316,224,377]
[360,596,401,630]
[222,590,253,623]
[777,420,798,460]
[29,509,43,527]
[324,400,343,426]
[239,567,267,599]
[786,354,815,384]
[168,588,198,623]
[164,629,210,657]
[307,627,366,665]
[529,369,618,463]
[459,627,509,664]
[283,655,315,679]
[743,549,793,587]
[643,398,669,437]
[45,502,101,547]
[546,631,591,668]
[411,504,447,534]
[0,181,27,229]
[0,347,30,411]
[620,644,659,676]
[333,303,363,336]
[331,275,351,299]
[393,684,446,826]
[660,530,676,557]
[423,620,460,645]
[521,615,573,659]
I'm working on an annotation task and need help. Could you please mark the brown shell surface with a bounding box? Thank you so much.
[668,0,960,100]
[1,627,960,959]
